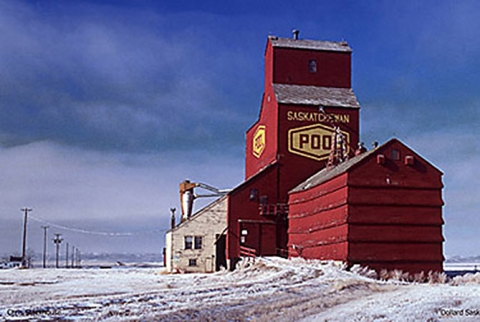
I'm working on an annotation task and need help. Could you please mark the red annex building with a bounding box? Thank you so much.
[288,139,444,273]
[224,33,444,273]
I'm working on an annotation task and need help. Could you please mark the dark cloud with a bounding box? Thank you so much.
[0,0,258,153]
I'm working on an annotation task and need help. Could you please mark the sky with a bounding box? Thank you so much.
[0,0,479,260]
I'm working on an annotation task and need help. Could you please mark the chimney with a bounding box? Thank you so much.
[292,29,300,40]
[170,208,176,229]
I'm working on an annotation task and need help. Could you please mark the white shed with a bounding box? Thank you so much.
[165,196,227,273]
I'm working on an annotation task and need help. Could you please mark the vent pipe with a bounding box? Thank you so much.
[292,29,299,40]
[355,142,367,156]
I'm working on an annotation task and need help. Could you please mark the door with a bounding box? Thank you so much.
[215,234,227,271]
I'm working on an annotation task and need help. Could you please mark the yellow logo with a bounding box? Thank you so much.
[288,124,350,161]
[253,125,266,158]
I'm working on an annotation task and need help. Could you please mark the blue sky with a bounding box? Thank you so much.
[0,0,479,259]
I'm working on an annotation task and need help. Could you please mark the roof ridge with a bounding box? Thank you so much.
[269,36,352,52]
[290,145,378,193]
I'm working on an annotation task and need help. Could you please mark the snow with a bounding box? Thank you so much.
[1,257,479,321]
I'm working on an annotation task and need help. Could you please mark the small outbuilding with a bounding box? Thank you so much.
[288,139,444,274]
[0,256,22,269]
[165,196,227,273]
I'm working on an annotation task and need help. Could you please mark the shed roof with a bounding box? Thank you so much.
[291,146,376,193]
[269,36,352,53]
[273,84,360,108]
[290,138,443,193]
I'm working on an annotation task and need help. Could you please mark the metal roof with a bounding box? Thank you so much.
[269,36,352,52]
[290,145,379,193]
[273,84,360,108]
[290,138,443,193]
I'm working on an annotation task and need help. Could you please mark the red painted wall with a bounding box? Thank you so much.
[245,86,279,179]
[288,174,350,260]
[295,242,348,261]
[241,102,359,261]
[247,38,358,180]
[277,104,359,195]
[269,46,351,88]
[346,140,444,273]
[246,103,359,195]
[264,39,274,91]
[226,164,281,262]
[348,206,443,225]
[288,139,445,274]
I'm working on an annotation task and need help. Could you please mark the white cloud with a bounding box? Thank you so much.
[0,142,243,255]
[402,131,480,257]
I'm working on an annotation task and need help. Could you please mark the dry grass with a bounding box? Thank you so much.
[427,271,448,284]
[350,264,378,279]
[450,272,480,286]
[350,265,449,284]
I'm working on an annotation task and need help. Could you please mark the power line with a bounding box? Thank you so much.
[30,215,169,236]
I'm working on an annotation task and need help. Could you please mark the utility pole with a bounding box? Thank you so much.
[20,208,33,268]
[77,249,81,268]
[71,246,75,268]
[41,226,49,268]
[53,233,63,268]
[65,242,69,268]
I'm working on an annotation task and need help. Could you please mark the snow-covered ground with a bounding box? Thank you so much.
[1,257,479,321]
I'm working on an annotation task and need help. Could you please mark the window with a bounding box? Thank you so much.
[391,149,400,161]
[259,195,269,215]
[185,236,202,249]
[184,236,193,249]
[249,188,258,201]
[259,195,268,205]
[240,229,248,245]
[188,259,197,267]
[309,60,317,73]
[194,236,203,249]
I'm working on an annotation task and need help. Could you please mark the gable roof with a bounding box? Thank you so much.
[269,36,352,53]
[168,195,227,233]
[273,84,360,108]
[291,146,376,193]
[290,138,442,193]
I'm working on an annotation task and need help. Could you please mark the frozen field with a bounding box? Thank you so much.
[1,257,480,321]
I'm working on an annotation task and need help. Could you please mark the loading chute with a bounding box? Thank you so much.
[179,180,230,222]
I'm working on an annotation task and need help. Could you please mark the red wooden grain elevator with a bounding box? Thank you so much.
[224,32,444,273]
[226,33,360,268]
